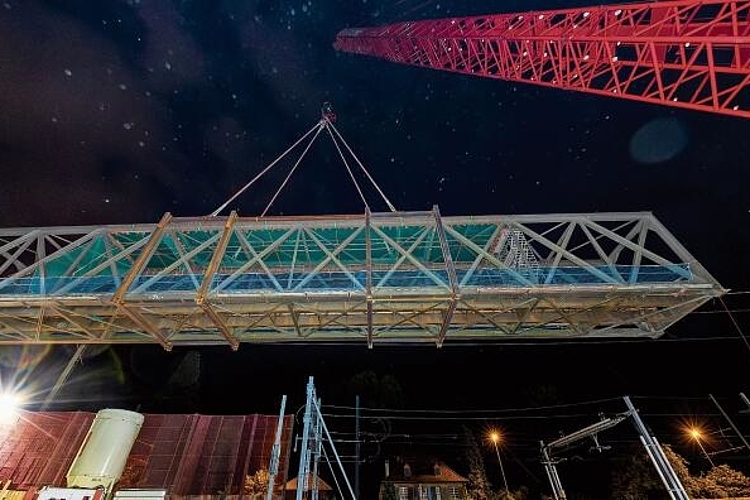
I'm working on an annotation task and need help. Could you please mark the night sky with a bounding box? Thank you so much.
[1,0,750,498]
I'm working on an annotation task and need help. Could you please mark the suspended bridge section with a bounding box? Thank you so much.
[0,208,724,349]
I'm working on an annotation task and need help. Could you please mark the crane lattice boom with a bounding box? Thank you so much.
[334,0,750,118]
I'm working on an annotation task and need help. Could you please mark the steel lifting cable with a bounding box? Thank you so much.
[323,119,370,211]
[326,118,397,212]
[211,111,397,216]
[261,123,325,217]
[209,121,321,217]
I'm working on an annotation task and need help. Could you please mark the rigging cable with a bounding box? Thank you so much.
[323,117,369,210]
[210,121,321,217]
[261,123,326,217]
[210,111,397,216]
[327,117,397,212]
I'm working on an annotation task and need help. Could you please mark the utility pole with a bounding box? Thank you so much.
[266,395,287,500]
[624,396,690,500]
[296,378,315,500]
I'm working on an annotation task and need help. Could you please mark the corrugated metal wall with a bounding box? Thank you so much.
[0,412,293,496]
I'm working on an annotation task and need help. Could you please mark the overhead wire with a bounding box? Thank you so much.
[315,394,750,472]
[321,413,602,421]
[718,295,750,355]
[325,396,623,414]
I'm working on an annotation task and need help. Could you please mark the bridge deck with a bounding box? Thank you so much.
[0,208,724,348]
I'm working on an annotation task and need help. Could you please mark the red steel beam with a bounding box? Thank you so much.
[334,0,750,118]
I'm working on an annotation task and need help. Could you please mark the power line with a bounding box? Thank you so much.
[719,295,750,355]
[325,396,622,414]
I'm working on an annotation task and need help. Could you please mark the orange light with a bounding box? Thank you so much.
[489,431,501,444]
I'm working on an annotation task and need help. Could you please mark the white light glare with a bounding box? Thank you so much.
[0,392,21,424]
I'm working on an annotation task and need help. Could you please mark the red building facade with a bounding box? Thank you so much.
[0,411,293,497]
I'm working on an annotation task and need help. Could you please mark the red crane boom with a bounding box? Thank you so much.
[334,0,750,118]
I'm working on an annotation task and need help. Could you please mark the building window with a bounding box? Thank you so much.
[399,486,408,500]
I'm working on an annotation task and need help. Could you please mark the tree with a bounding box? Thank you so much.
[491,486,527,500]
[690,464,750,499]
[244,468,271,499]
[662,444,750,499]
[342,370,405,409]
[382,481,399,500]
[463,427,491,500]
[609,445,663,500]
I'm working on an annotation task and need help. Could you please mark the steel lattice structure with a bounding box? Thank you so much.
[0,207,723,349]
[334,0,750,118]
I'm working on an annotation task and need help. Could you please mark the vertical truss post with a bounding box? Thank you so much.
[365,207,374,349]
[36,233,46,295]
[624,396,690,500]
[266,395,287,500]
[432,206,459,348]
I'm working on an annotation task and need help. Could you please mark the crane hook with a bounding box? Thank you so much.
[321,101,336,123]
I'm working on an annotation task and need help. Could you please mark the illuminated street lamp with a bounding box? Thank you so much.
[489,431,511,499]
[689,428,716,468]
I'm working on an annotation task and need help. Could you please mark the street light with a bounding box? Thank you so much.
[689,427,716,468]
[489,431,511,499]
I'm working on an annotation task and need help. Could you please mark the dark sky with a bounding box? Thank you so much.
[1,0,750,498]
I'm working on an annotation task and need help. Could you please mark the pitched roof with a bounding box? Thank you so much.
[284,474,333,491]
[385,461,468,484]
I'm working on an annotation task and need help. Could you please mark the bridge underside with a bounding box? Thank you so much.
[0,208,724,348]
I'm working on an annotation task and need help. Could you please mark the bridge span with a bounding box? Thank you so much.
[0,207,723,349]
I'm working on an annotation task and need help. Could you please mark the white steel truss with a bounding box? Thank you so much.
[0,207,724,349]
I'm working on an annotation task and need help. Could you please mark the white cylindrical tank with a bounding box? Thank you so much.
[67,409,145,491]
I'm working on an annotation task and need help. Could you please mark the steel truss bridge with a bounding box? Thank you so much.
[0,207,723,349]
